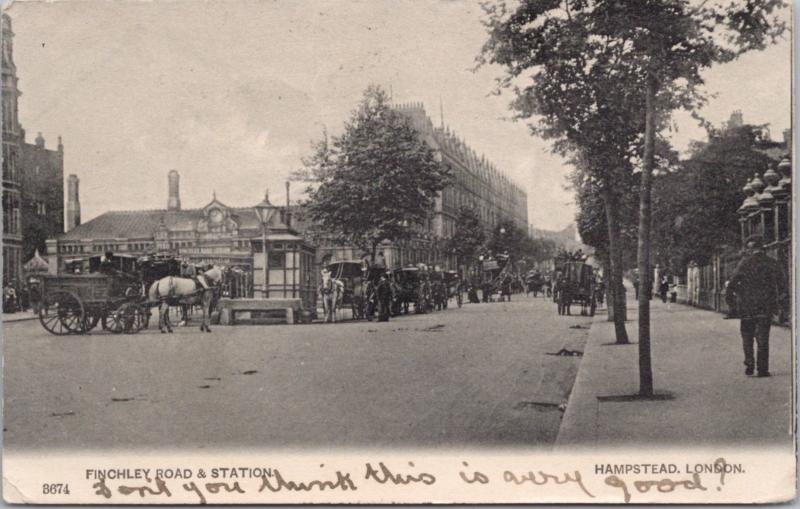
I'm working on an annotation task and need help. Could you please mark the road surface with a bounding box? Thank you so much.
[3,295,593,451]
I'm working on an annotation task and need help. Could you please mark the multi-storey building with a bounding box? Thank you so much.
[318,102,529,271]
[2,13,23,286]
[2,14,65,286]
[20,133,64,261]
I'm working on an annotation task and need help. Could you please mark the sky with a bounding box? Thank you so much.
[5,0,793,231]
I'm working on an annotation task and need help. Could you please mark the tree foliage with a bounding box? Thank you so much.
[651,124,777,270]
[480,0,786,393]
[447,206,487,267]
[299,85,451,259]
[572,167,639,268]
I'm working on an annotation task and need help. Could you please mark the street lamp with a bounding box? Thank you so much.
[254,189,277,299]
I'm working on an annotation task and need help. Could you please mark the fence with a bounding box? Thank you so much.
[679,240,790,323]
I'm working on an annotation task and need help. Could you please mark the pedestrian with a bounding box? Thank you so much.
[364,278,376,321]
[631,270,640,299]
[659,276,669,303]
[376,273,392,322]
[481,280,491,303]
[726,236,787,377]
[468,283,480,304]
[500,273,512,302]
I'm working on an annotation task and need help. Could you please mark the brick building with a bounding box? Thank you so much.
[2,14,65,285]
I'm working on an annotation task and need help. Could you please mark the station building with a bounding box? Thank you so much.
[46,171,316,305]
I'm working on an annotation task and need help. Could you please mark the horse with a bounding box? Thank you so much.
[148,266,225,333]
[320,272,345,323]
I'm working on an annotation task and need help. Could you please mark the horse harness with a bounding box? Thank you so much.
[156,274,213,300]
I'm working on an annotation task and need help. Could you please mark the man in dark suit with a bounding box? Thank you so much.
[376,273,393,322]
[728,236,787,377]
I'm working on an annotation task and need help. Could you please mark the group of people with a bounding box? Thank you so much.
[3,280,38,314]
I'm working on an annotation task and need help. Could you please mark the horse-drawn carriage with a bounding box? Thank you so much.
[37,253,225,335]
[554,261,596,316]
[391,265,432,315]
[525,270,546,297]
[37,254,147,335]
[325,261,366,319]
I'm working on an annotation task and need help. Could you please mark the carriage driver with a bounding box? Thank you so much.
[182,260,209,290]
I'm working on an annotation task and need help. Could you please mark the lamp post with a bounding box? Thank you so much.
[254,189,276,299]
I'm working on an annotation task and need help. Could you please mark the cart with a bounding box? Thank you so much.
[326,260,367,319]
[38,254,147,335]
[391,265,431,314]
[556,261,596,316]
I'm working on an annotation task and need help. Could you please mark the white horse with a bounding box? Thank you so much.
[148,266,225,333]
[320,270,345,323]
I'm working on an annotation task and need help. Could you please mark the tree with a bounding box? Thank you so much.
[651,124,777,270]
[572,165,639,321]
[604,0,786,395]
[300,85,451,261]
[481,0,786,396]
[486,219,527,261]
[478,0,654,345]
[447,207,486,273]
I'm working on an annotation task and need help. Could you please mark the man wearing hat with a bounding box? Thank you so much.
[727,236,787,377]
[376,272,393,322]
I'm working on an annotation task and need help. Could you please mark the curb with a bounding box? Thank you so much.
[554,311,607,448]
[2,314,38,324]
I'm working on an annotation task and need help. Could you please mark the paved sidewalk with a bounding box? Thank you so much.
[557,297,793,448]
[1,310,38,323]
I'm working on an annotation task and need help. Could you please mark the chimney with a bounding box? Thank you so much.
[167,170,181,211]
[285,181,291,228]
[66,174,80,231]
[57,135,63,154]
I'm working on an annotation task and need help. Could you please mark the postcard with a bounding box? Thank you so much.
[1,0,795,504]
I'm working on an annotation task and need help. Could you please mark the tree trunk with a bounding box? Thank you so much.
[601,186,629,344]
[604,259,612,322]
[637,74,658,396]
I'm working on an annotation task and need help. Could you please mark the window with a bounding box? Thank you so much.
[268,252,285,269]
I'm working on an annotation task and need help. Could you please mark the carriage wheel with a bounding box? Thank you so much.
[39,290,85,335]
[108,303,147,334]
